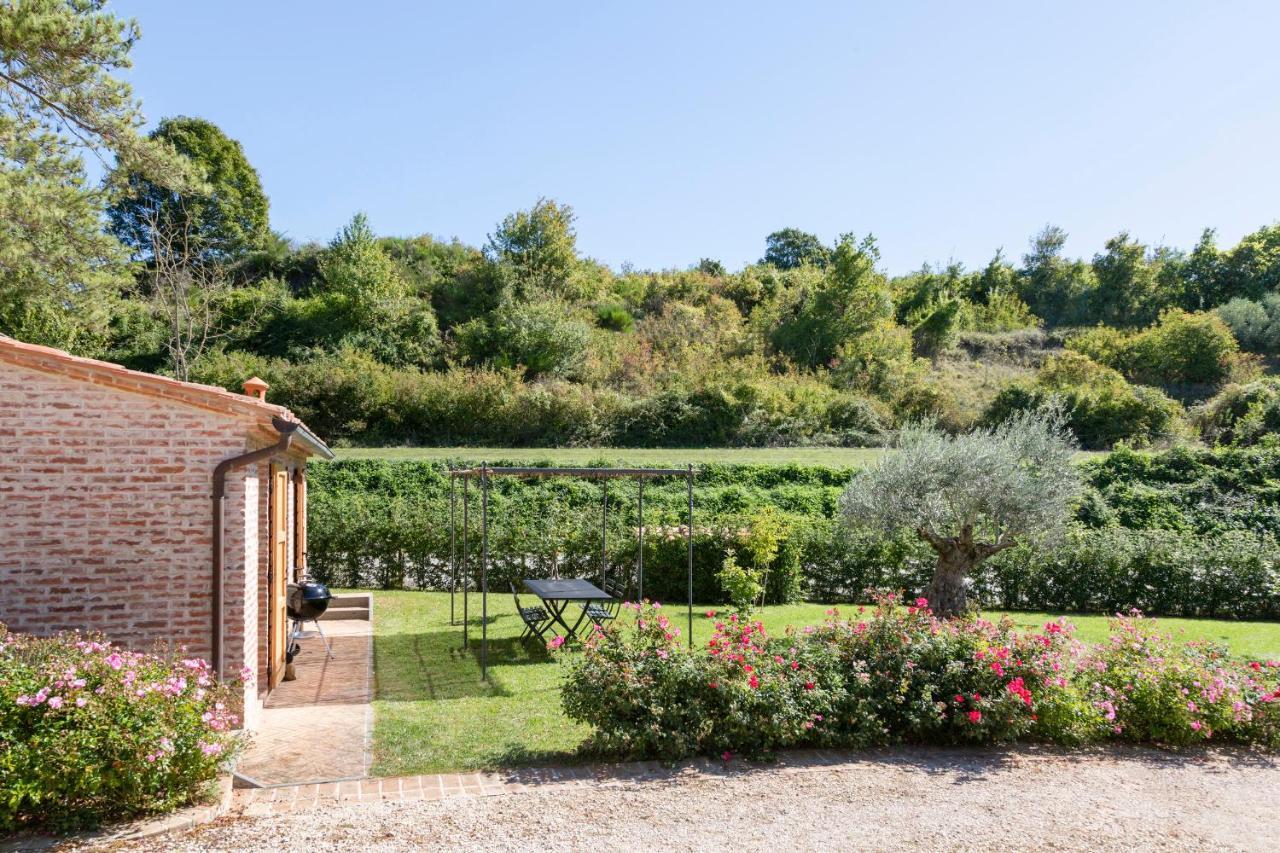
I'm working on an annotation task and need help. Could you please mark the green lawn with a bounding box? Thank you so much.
[368,590,1280,777]
[335,446,891,467]
[336,446,1110,466]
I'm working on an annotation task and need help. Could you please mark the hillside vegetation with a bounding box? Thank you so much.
[2,45,1279,451]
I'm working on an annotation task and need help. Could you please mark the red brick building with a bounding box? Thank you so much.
[0,334,332,728]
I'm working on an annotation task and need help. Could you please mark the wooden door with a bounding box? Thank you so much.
[268,464,289,690]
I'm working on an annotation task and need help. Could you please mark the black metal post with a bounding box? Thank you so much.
[687,465,694,644]
[449,473,457,625]
[600,479,608,588]
[481,463,490,682]
[461,474,469,650]
[637,479,644,601]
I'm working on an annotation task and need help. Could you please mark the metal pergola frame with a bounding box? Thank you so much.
[448,464,696,681]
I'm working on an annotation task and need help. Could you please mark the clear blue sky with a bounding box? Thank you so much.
[113,1,1280,274]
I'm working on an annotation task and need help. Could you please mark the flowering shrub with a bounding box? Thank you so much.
[559,597,1280,761]
[806,596,1096,746]
[1080,613,1280,747]
[0,626,243,831]
[560,602,851,759]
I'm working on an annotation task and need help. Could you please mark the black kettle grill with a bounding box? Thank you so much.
[287,581,332,620]
[286,582,334,665]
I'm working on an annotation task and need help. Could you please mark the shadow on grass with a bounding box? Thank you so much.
[480,742,583,769]
[373,615,559,702]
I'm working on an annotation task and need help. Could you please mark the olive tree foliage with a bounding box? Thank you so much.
[841,407,1082,616]
[107,116,269,261]
[0,0,192,349]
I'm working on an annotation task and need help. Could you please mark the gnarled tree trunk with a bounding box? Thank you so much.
[917,525,1016,618]
[925,544,973,618]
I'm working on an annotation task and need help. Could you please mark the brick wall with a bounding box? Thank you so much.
[0,360,271,718]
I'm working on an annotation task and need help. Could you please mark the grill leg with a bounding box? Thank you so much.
[310,618,335,659]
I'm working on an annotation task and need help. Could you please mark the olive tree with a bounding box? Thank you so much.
[841,408,1081,617]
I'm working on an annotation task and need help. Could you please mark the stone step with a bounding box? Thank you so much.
[328,593,372,609]
[320,605,370,621]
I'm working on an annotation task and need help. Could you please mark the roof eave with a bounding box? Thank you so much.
[292,422,335,460]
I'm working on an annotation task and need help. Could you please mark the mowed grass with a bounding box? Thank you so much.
[336,446,1108,467]
[336,446,891,467]
[368,590,1280,776]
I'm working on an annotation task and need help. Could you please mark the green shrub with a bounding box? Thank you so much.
[0,630,241,831]
[1081,445,1280,534]
[594,302,635,332]
[1217,294,1280,354]
[1065,325,1131,370]
[959,292,1041,333]
[982,528,1280,619]
[983,353,1185,449]
[1068,309,1241,387]
[716,552,764,612]
[1125,309,1241,386]
[454,296,592,379]
[1195,378,1280,447]
[910,298,963,357]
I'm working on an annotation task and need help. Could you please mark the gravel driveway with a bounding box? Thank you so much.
[139,747,1278,852]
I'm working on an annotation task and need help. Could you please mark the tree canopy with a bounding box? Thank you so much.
[0,7,1277,455]
[486,197,583,298]
[0,0,191,348]
[107,115,269,261]
[762,227,830,270]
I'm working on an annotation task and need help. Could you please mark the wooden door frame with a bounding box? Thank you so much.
[267,463,290,691]
[293,466,307,582]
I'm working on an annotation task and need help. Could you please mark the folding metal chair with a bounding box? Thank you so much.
[582,575,626,627]
[511,583,555,643]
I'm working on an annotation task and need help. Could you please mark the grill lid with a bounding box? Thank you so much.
[287,582,332,620]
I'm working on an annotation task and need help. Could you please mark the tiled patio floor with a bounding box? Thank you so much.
[234,618,373,786]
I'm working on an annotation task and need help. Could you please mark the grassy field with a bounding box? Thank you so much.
[336,446,1107,466]
[335,446,890,466]
[368,590,1280,776]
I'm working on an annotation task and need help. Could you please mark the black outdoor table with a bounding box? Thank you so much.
[522,578,612,641]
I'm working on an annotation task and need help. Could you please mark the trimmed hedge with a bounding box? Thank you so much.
[308,460,846,604]
[308,447,1280,618]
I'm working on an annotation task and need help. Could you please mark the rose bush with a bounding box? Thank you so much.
[559,603,854,759]
[1081,613,1280,747]
[559,598,1280,760]
[0,626,243,831]
[806,596,1098,746]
